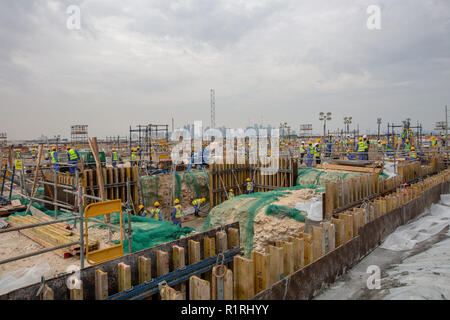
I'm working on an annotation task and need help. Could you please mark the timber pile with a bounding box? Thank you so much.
[0,200,26,216]
[317,163,382,173]
[7,215,98,258]
[209,158,298,207]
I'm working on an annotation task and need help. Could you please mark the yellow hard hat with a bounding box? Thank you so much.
[137,146,140,149]
[229,189,233,192]
[66,146,71,149]
[359,137,363,141]
[138,205,144,210]
[112,148,116,151]
[349,140,354,144]
[347,149,351,153]
[51,146,56,150]
[201,198,206,202]
[174,199,180,204]
[316,138,320,143]
[308,141,312,145]
[406,139,409,143]
[382,141,386,145]
[411,147,415,151]
[246,178,251,181]
[154,202,160,207]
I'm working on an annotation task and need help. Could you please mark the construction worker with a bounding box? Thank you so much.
[172,199,182,226]
[150,202,162,221]
[192,198,206,217]
[14,148,22,171]
[67,146,80,175]
[306,141,314,167]
[441,134,447,148]
[403,139,411,156]
[226,189,234,200]
[346,149,354,160]
[50,146,59,172]
[325,134,333,157]
[137,204,148,217]
[130,148,137,167]
[112,148,119,168]
[382,141,394,157]
[357,137,365,160]
[244,178,254,194]
[314,142,321,165]
[407,147,418,161]
[31,147,36,160]
[431,136,438,148]
[299,141,306,165]
[363,135,369,160]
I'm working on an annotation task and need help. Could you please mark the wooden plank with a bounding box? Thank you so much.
[161,285,184,300]
[203,236,215,284]
[172,246,186,298]
[138,256,151,283]
[251,251,269,294]
[317,163,382,173]
[156,250,169,277]
[276,241,294,276]
[95,268,108,300]
[189,275,210,300]
[227,227,239,248]
[297,232,313,265]
[338,213,353,242]
[118,262,131,292]
[311,226,325,262]
[321,221,336,253]
[233,256,254,300]
[266,245,283,286]
[287,236,304,270]
[211,266,233,300]
[216,231,228,253]
[331,218,345,247]
[188,240,201,265]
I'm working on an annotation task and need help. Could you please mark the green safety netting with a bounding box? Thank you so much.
[180,170,209,200]
[296,168,365,187]
[202,186,310,257]
[91,212,195,253]
[265,204,306,222]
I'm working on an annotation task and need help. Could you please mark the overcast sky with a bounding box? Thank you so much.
[1,0,449,140]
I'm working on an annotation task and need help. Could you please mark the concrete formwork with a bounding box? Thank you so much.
[253,182,449,300]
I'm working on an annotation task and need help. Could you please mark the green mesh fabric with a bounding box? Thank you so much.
[91,212,195,253]
[202,187,311,257]
[265,204,306,222]
[296,168,364,187]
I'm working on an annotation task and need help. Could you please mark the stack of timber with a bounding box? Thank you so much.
[209,157,298,207]
[43,166,139,209]
[0,199,27,216]
[7,215,98,258]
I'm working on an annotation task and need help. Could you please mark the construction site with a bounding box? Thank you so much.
[1,117,450,301]
[1,1,450,307]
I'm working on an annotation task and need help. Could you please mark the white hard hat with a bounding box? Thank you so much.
[363,135,367,139]
[301,141,305,144]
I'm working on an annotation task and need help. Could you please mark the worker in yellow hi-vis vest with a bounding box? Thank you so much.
[150,202,162,221]
[192,198,206,217]
[172,199,182,226]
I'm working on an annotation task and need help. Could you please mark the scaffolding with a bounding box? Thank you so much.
[71,125,88,146]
